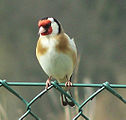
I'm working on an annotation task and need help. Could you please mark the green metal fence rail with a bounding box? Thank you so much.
[0,79,126,120]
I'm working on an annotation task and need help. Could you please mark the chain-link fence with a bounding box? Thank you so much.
[0,80,126,120]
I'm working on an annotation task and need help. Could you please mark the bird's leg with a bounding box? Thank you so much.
[45,76,52,89]
[65,75,72,90]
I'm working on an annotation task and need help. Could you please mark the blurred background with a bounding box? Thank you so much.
[0,0,126,120]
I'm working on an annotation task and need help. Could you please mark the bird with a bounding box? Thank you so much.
[36,17,77,107]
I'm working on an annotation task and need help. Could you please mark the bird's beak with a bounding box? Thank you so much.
[38,26,46,35]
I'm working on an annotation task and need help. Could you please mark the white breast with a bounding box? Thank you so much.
[38,36,74,82]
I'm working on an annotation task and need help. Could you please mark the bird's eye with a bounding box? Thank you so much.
[44,23,51,29]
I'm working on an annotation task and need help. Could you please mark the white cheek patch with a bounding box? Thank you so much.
[46,17,59,36]
[51,22,59,35]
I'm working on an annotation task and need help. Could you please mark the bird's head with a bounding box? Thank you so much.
[38,17,62,36]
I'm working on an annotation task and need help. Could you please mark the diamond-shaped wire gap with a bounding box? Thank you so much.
[27,85,54,107]
[73,86,105,120]
[19,85,54,120]
[15,86,45,120]
[8,86,42,120]
[79,86,105,111]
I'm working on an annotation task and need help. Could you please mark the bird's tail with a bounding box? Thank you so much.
[60,90,75,107]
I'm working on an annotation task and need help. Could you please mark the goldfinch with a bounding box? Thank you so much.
[36,17,77,107]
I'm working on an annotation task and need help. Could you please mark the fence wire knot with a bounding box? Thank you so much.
[0,79,126,120]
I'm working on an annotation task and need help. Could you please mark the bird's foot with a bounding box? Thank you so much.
[45,76,52,89]
[65,80,73,90]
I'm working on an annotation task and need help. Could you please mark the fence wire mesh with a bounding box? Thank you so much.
[0,79,126,120]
